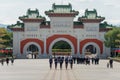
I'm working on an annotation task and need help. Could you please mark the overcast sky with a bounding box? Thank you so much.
[0,0,120,25]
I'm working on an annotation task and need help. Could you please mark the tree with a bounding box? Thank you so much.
[115,30,120,48]
[52,41,71,53]
[104,27,120,57]
[52,41,71,49]
[2,32,13,47]
[104,27,120,48]
[0,28,7,49]
[0,28,13,48]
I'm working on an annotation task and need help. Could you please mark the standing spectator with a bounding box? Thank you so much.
[107,62,109,68]
[85,57,90,65]
[77,56,79,64]
[73,56,76,64]
[94,58,97,65]
[49,57,53,69]
[109,59,113,68]
[31,53,34,59]
[91,58,94,64]
[96,57,99,64]
[6,58,9,65]
[11,58,14,65]
[1,59,4,66]
[34,54,37,59]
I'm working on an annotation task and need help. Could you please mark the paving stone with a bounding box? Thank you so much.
[0,59,120,80]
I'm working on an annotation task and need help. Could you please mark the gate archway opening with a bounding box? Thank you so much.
[49,38,75,56]
[52,40,71,56]
[26,44,39,59]
[84,45,96,54]
[82,43,100,58]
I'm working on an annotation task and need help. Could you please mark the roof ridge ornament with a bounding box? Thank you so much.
[45,3,78,16]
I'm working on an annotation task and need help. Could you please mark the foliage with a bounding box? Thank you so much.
[0,28,7,48]
[0,28,13,48]
[52,49,71,52]
[104,27,120,48]
[115,31,120,47]
[52,41,71,49]
[2,32,13,47]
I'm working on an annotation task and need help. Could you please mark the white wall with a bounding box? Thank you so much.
[13,18,110,58]
[50,17,74,29]
[13,31,23,58]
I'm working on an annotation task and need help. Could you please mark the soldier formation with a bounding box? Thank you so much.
[49,56,73,70]
[49,55,102,69]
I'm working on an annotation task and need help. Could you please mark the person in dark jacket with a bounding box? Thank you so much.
[6,58,9,65]
[59,57,63,70]
[69,57,73,69]
[65,57,69,69]
[73,56,76,64]
[11,58,14,65]
[49,57,53,69]
[91,58,94,64]
[1,59,4,66]
[54,57,58,69]
[109,59,113,68]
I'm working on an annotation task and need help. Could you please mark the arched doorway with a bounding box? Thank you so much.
[82,42,100,58]
[52,40,71,56]
[27,44,39,59]
[49,38,75,56]
[23,42,41,59]
[84,45,96,55]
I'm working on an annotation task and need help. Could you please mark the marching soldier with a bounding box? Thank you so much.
[69,57,73,69]
[59,57,63,70]
[65,57,69,69]
[49,57,53,69]
[54,57,58,69]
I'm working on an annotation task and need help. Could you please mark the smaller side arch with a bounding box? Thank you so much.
[20,38,44,54]
[82,42,100,57]
[80,39,103,54]
[23,42,41,56]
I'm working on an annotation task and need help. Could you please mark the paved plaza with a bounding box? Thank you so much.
[0,59,120,80]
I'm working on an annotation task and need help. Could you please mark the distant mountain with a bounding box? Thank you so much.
[0,24,8,28]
